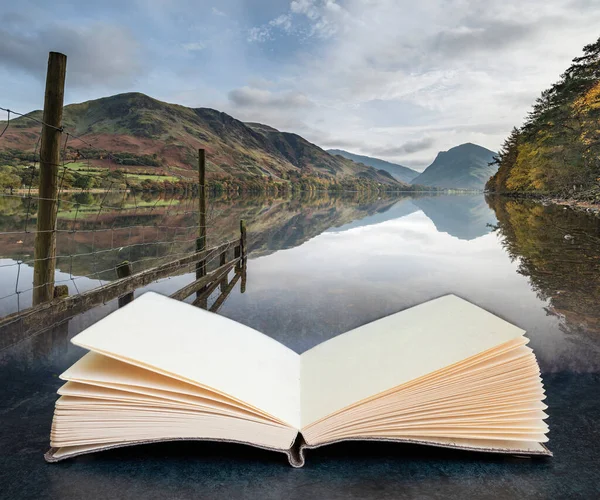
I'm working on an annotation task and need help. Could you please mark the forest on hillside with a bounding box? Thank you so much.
[486,37,600,201]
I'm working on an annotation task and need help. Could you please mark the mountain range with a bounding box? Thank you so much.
[328,144,497,190]
[326,149,420,184]
[412,143,497,189]
[0,92,497,192]
[0,93,401,191]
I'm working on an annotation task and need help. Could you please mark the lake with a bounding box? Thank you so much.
[0,191,599,498]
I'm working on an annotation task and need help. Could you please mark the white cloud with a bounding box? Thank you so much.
[247,26,272,43]
[4,0,598,171]
[235,0,600,167]
[270,14,293,32]
[248,0,348,42]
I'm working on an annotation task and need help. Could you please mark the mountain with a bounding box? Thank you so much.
[327,149,420,183]
[412,143,497,190]
[0,93,402,192]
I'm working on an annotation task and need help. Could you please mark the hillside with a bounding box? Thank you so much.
[412,143,497,190]
[0,93,403,193]
[486,37,600,202]
[326,149,420,183]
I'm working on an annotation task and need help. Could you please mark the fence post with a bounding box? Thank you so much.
[116,261,134,307]
[219,247,227,293]
[196,149,206,297]
[32,51,67,306]
[52,285,70,351]
[53,285,69,299]
[240,263,247,294]
[236,219,246,271]
[234,242,241,269]
[240,219,247,260]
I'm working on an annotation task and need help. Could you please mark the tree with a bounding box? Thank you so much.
[0,166,22,193]
[73,175,95,190]
[489,35,600,197]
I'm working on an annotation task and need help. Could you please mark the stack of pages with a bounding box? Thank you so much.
[46,292,550,467]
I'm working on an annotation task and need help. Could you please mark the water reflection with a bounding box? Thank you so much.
[1,192,599,497]
[328,194,498,241]
[413,194,497,240]
[1,192,599,375]
[487,195,600,337]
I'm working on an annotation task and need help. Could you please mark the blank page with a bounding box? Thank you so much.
[300,295,525,427]
[70,292,301,428]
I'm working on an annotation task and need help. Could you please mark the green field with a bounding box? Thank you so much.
[13,162,182,183]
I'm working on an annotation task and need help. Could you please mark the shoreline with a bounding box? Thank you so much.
[540,197,600,214]
[486,192,600,215]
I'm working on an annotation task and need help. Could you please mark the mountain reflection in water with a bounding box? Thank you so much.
[0,191,599,376]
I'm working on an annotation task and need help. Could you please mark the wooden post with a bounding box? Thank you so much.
[219,247,227,292]
[210,270,241,313]
[32,52,67,306]
[240,219,247,260]
[237,219,246,271]
[53,285,69,299]
[241,264,247,294]
[234,245,241,266]
[196,149,206,296]
[238,219,247,292]
[52,285,69,352]
[116,261,134,307]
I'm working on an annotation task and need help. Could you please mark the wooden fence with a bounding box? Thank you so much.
[0,51,249,351]
[0,224,247,350]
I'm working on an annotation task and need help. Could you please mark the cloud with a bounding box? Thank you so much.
[369,138,435,157]
[0,21,142,88]
[235,0,600,165]
[430,18,559,59]
[270,14,293,32]
[228,87,314,109]
[247,26,272,43]
[247,0,347,42]
[3,0,600,171]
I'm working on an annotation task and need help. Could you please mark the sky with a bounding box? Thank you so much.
[1,0,599,171]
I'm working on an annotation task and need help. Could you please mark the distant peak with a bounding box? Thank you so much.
[450,142,494,152]
[99,92,156,102]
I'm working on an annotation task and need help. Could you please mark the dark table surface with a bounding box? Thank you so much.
[1,314,599,500]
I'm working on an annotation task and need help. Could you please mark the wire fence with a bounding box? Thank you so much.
[0,238,243,347]
[0,104,236,324]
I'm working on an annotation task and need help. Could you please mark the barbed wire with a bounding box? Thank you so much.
[0,105,193,180]
[0,238,234,303]
[0,103,240,330]
[0,253,242,353]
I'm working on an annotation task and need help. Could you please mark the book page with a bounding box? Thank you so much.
[70,292,301,428]
[300,295,526,427]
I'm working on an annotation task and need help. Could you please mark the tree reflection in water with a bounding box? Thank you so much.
[487,195,600,336]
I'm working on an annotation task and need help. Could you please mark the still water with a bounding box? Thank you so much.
[0,191,599,498]
[0,192,598,372]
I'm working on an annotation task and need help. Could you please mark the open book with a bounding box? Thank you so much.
[46,292,551,467]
